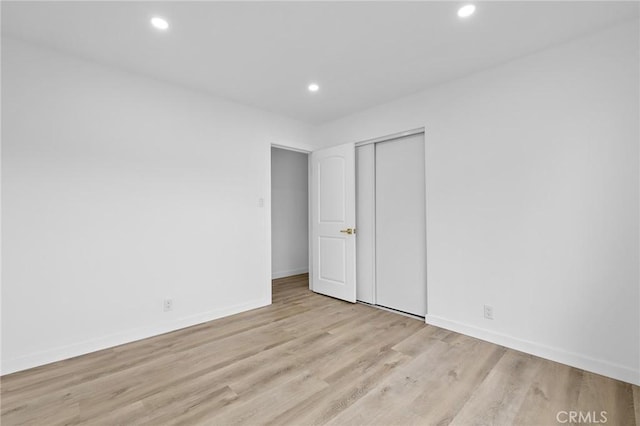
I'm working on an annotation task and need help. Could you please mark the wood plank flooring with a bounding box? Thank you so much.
[2,274,638,425]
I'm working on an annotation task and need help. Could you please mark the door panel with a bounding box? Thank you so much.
[310,143,356,302]
[355,144,376,304]
[319,237,346,283]
[375,134,427,316]
[318,156,346,222]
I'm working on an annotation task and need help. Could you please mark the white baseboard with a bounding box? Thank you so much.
[1,297,271,375]
[425,314,640,386]
[272,267,309,279]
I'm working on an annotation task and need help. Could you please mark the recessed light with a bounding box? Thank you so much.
[151,17,169,30]
[457,4,476,18]
[308,83,320,92]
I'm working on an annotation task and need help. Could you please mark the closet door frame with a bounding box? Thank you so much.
[355,127,428,315]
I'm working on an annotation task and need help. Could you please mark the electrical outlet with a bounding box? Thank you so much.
[484,305,494,320]
[163,298,173,312]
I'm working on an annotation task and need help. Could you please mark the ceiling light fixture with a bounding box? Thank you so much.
[457,4,476,18]
[151,17,169,30]
[308,83,320,92]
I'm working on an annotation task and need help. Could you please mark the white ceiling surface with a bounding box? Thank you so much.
[2,2,638,124]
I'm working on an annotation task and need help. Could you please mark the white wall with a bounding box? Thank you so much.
[315,21,640,385]
[271,148,308,279]
[1,38,312,374]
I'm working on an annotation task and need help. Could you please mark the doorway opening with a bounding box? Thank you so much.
[270,146,310,300]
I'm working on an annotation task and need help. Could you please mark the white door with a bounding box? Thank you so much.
[375,134,427,316]
[310,143,356,302]
[356,144,376,304]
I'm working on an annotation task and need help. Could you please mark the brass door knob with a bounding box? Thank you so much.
[340,228,355,235]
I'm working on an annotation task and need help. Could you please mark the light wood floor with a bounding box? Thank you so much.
[2,274,638,425]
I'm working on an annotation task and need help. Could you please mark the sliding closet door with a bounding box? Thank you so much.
[375,134,426,316]
[356,144,375,304]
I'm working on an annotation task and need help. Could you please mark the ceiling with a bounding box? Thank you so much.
[2,1,638,124]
